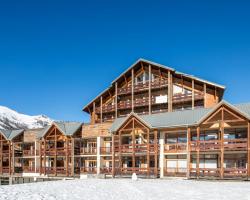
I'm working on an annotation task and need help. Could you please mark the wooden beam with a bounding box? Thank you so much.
[132,119,135,172]
[147,129,150,177]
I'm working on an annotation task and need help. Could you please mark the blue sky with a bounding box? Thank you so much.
[0,0,250,122]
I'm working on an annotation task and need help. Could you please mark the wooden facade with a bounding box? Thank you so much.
[1,59,250,180]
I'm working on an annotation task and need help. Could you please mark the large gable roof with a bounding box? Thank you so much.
[0,129,24,140]
[37,122,83,138]
[83,58,226,112]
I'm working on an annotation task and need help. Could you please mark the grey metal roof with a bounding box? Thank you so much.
[0,129,24,140]
[37,122,83,138]
[110,101,250,132]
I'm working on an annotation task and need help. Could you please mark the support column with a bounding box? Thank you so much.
[0,139,2,175]
[132,119,135,172]
[66,138,69,176]
[220,108,225,179]
[34,141,37,173]
[9,143,11,175]
[147,129,150,177]
[132,69,134,113]
[186,128,191,179]
[12,143,15,175]
[196,127,200,179]
[154,130,158,177]
[96,136,101,175]
[55,129,57,176]
[149,64,152,115]
[159,131,165,178]
[247,122,250,179]
[168,71,173,112]
[111,134,115,178]
[44,140,46,175]
[71,138,75,176]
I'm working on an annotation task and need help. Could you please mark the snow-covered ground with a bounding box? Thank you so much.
[0,179,250,200]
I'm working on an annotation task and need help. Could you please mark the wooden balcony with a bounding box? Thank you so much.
[118,167,156,175]
[224,139,247,151]
[173,91,204,104]
[117,101,132,110]
[224,168,247,178]
[190,139,247,152]
[80,167,97,174]
[80,147,97,155]
[164,167,187,177]
[164,143,187,153]
[44,167,72,175]
[119,144,156,154]
[22,149,38,157]
[96,104,115,114]
[22,166,39,173]
[2,150,10,157]
[1,167,10,174]
[117,78,168,96]
[190,168,220,177]
[100,167,112,174]
[43,148,72,156]
[100,147,112,154]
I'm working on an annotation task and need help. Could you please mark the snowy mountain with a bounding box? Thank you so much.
[0,106,53,130]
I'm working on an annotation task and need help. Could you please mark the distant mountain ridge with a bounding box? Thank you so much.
[0,106,53,130]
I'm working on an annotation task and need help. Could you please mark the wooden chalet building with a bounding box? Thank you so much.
[1,58,250,180]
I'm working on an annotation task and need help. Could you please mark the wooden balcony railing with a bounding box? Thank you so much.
[164,143,187,153]
[2,150,10,156]
[117,85,132,95]
[119,144,156,153]
[134,81,149,92]
[151,79,168,89]
[22,150,38,156]
[173,91,204,104]
[43,148,71,156]
[199,140,221,151]
[164,167,187,177]
[190,168,221,177]
[117,101,132,109]
[100,167,112,174]
[224,139,247,151]
[96,104,115,114]
[224,168,247,177]
[1,167,10,174]
[118,167,156,175]
[80,147,97,155]
[190,139,247,152]
[43,167,71,175]
[22,166,39,173]
[100,147,112,154]
[80,167,97,174]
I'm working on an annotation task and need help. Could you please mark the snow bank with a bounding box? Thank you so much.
[0,179,250,200]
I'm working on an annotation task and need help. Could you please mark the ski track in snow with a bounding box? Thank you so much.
[0,179,250,200]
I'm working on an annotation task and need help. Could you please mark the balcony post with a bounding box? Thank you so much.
[248,122,250,179]
[66,138,69,176]
[0,138,2,175]
[12,142,15,175]
[96,136,101,175]
[9,142,11,175]
[196,127,200,179]
[34,141,37,173]
[159,131,165,178]
[149,64,152,115]
[187,128,191,179]
[44,139,46,175]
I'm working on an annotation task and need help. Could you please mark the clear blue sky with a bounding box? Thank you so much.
[0,0,250,122]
